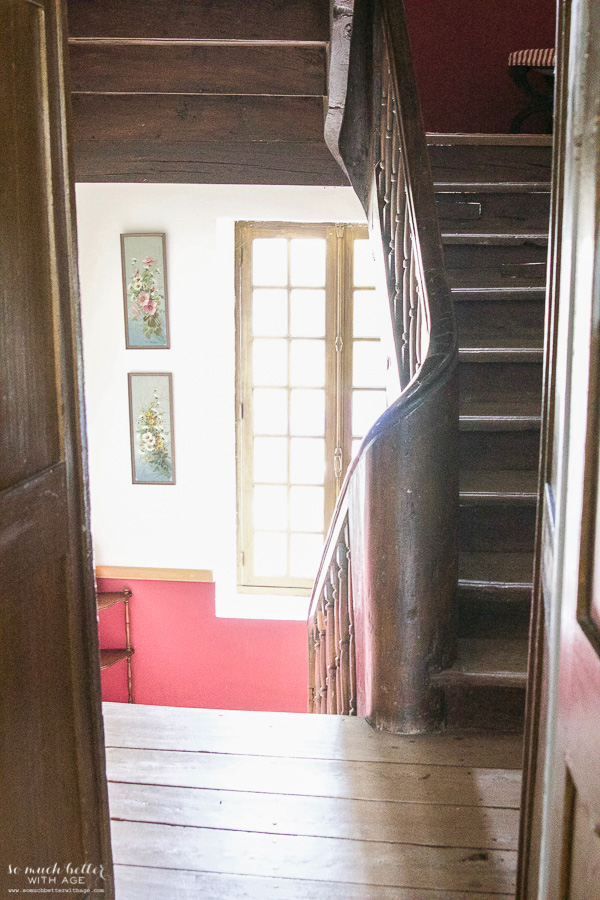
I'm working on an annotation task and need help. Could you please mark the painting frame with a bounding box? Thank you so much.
[121,233,170,349]
[128,372,176,485]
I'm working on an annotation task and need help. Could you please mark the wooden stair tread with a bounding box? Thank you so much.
[447,268,546,293]
[434,180,550,194]
[432,638,528,688]
[459,398,541,430]
[460,470,538,503]
[97,591,129,610]
[100,648,134,670]
[442,224,548,245]
[459,551,534,591]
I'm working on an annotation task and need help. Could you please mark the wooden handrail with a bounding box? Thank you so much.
[309,0,458,732]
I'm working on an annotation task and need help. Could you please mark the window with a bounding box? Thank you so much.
[236,222,388,593]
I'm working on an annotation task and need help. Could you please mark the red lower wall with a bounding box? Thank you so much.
[97,577,308,712]
[404,0,556,134]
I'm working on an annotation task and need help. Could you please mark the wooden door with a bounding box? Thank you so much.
[0,1,113,895]
[518,0,600,897]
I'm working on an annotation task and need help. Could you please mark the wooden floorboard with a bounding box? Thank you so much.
[114,865,514,900]
[103,701,523,768]
[111,820,517,893]
[103,704,520,899]
[108,781,519,849]
[106,746,521,807]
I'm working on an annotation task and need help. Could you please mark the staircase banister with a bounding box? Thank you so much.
[310,0,458,732]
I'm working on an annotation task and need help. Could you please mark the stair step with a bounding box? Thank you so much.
[459,399,541,431]
[436,191,550,230]
[428,140,552,190]
[460,430,541,471]
[442,224,548,245]
[460,470,538,504]
[459,347,543,363]
[459,551,534,594]
[432,638,528,689]
[447,267,547,300]
[459,504,536,553]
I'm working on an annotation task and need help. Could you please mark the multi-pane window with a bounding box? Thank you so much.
[236,223,388,593]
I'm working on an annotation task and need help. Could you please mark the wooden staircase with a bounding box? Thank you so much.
[428,135,551,729]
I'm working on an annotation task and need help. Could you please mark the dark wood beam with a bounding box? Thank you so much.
[73,141,348,185]
[72,94,327,143]
[67,0,329,42]
[69,43,327,96]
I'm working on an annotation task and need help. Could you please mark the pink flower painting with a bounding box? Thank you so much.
[122,234,169,347]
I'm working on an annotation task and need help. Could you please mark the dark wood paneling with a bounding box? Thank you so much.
[74,141,348,185]
[72,93,326,142]
[69,43,327,96]
[66,0,329,42]
[0,0,113,893]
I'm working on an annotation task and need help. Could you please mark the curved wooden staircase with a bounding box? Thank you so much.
[309,0,551,734]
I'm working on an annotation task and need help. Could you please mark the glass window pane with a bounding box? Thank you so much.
[290,438,325,484]
[290,486,324,532]
[352,390,387,438]
[290,290,326,337]
[353,340,388,388]
[354,239,376,287]
[254,531,287,577]
[290,238,326,287]
[351,438,363,459]
[253,388,287,435]
[253,289,288,336]
[254,437,287,483]
[253,238,287,286]
[290,340,325,387]
[253,485,287,531]
[252,339,288,386]
[290,533,323,579]
[290,389,325,436]
[353,290,381,339]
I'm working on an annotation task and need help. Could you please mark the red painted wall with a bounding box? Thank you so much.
[97,577,308,712]
[404,0,556,133]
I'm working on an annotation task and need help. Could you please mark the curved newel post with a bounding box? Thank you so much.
[349,368,458,732]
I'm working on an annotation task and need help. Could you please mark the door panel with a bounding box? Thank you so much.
[0,1,113,895]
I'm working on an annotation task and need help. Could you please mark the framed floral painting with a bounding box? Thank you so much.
[128,373,175,484]
[121,233,170,348]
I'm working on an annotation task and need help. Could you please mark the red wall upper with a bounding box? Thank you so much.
[404,0,556,133]
[97,577,308,713]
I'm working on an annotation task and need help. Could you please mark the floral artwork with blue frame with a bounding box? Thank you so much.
[121,233,170,348]
[128,373,175,484]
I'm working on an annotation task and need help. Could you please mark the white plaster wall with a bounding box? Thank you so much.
[76,184,365,614]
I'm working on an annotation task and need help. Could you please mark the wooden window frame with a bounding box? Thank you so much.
[235,221,373,594]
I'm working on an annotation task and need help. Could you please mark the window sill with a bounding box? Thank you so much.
[215,590,310,622]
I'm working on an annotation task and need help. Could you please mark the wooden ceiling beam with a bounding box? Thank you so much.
[69,43,327,96]
[66,0,329,43]
[73,141,349,185]
[72,94,327,143]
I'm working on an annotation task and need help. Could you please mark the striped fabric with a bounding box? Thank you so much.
[508,48,556,67]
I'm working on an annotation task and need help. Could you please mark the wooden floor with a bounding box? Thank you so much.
[103,702,523,899]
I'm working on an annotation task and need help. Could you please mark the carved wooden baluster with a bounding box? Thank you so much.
[308,620,316,713]
[337,534,350,715]
[317,603,327,712]
[378,62,389,211]
[388,99,399,285]
[333,548,342,715]
[346,534,356,716]
[408,240,419,378]
[401,205,412,386]
[325,577,337,715]
[393,161,406,352]
[312,617,321,713]
[382,63,394,239]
